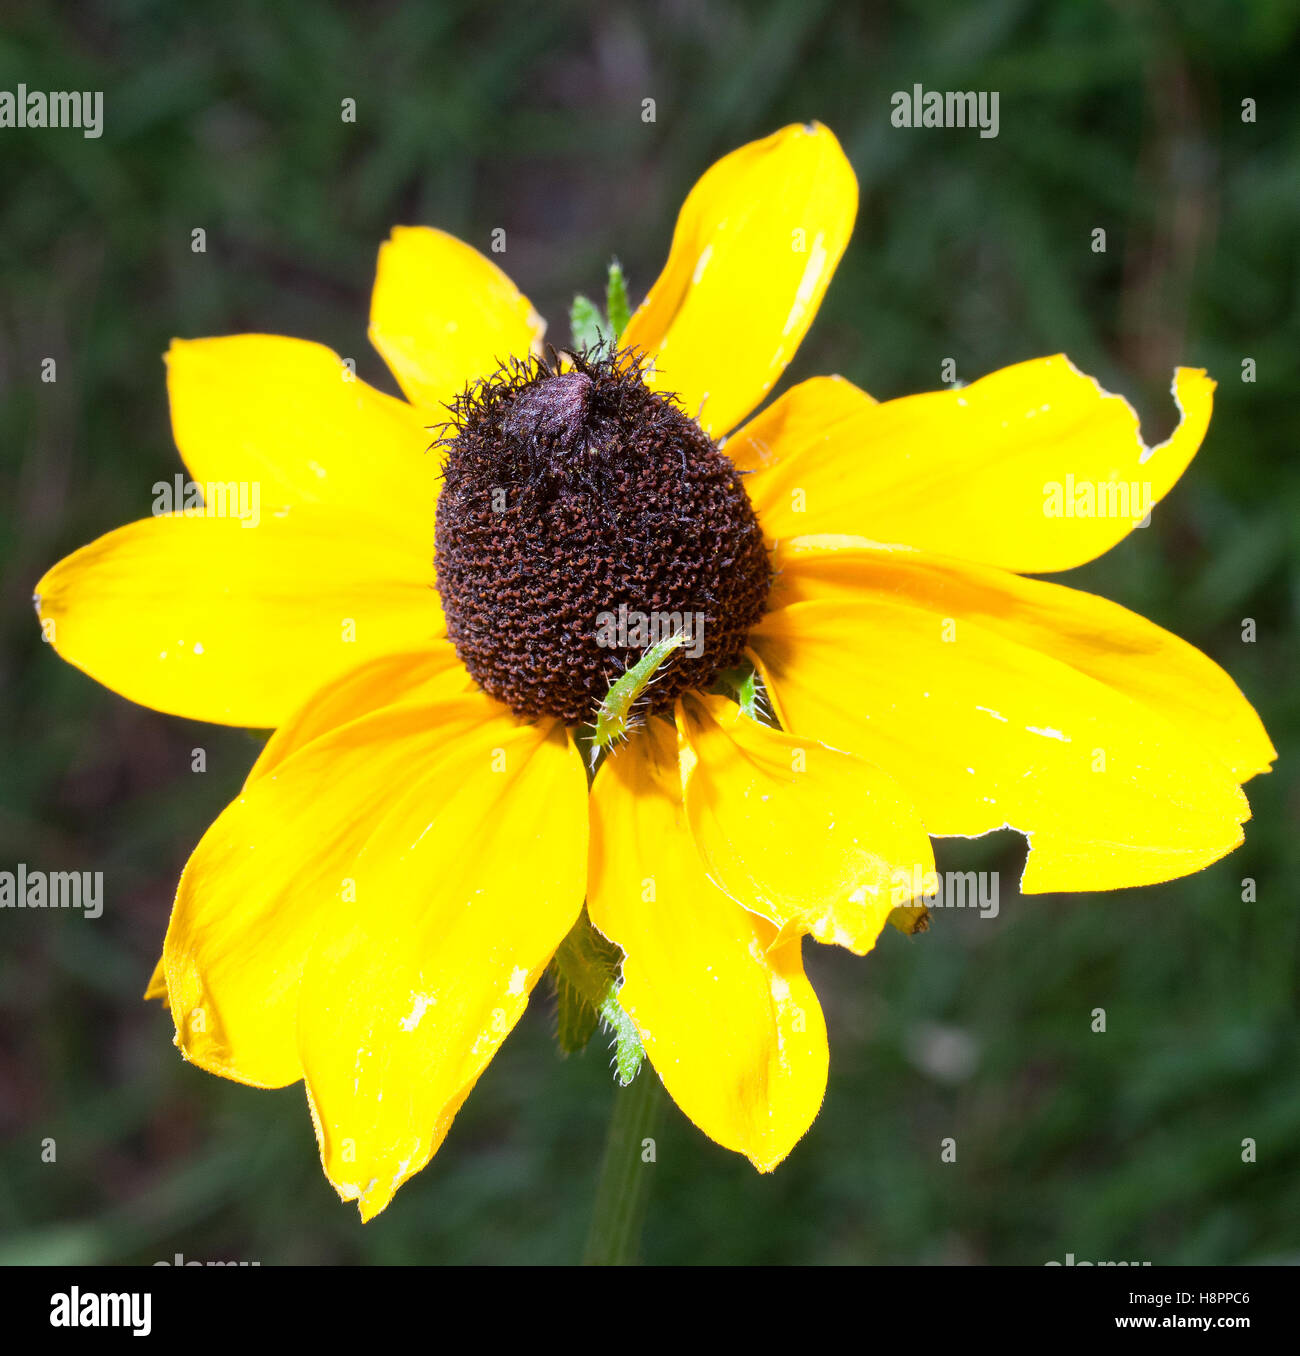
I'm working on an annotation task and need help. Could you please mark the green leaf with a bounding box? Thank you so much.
[605,260,631,340]
[570,293,606,352]
[550,910,645,1082]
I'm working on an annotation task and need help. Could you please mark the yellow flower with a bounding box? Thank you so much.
[34,123,1274,1221]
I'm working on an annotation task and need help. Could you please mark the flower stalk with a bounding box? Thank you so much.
[582,1065,666,1265]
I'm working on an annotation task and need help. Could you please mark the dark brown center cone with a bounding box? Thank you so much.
[433,349,771,723]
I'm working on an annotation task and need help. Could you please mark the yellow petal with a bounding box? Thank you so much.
[251,644,467,780]
[732,360,1214,573]
[143,955,167,1001]
[623,123,857,439]
[368,226,544,412]
[165,663,495,1091]
[34,507,443,727]
[768,535,1275,784]
[166,335,437,543]
[676,692,934,953]
[589,719,827,1171]
[297,717,587,1219]
[751,575,1254,893]
[725,373,875,475]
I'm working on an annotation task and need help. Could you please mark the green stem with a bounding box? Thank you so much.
[582,1067,665,1265]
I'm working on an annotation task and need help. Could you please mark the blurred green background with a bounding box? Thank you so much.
[2,0,1297,1265]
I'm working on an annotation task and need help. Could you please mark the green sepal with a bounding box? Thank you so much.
[570,294,607,352]
[590,631,687,766]
[605,260,631,340]
[550,909,645,1084]
[599,989,645,1086]
[717,663,762,721]
[554,965,600,1054]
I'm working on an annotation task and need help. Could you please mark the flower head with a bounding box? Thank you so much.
[35,123,1274,1219]
[434,346,770,720]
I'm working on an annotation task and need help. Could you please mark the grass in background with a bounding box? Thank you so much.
[1,0,1297,1263]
